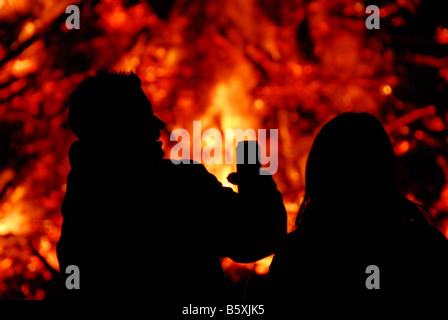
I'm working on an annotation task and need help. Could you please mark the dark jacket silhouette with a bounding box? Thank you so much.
[269,112,448,299]
[57,71,286,299]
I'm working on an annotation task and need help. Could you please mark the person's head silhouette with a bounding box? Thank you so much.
[296,112,431,228]
[68,70,165,159]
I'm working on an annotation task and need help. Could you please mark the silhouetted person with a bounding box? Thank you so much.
[269,112,448,299]
[57,71,286,299]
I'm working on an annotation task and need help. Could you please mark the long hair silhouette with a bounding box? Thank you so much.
[269,112,447,300]
[296,112,432,228]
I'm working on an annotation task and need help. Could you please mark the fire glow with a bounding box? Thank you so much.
[0,0,448,299]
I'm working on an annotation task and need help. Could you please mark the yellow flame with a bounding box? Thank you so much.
[381,84,392,96]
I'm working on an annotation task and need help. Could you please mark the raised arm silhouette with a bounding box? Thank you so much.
[269,112,448,300]
[56,70,286,300]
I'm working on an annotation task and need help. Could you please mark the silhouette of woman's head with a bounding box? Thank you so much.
[296,112,430,228]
